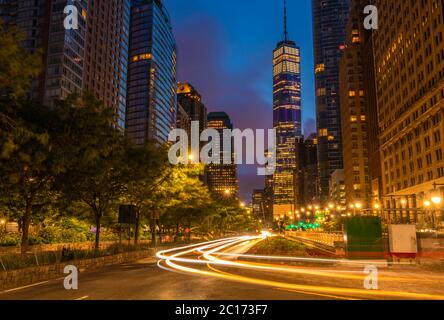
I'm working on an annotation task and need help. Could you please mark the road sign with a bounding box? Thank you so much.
[119,205,137,224]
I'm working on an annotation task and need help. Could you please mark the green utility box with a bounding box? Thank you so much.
[344,216,384,259]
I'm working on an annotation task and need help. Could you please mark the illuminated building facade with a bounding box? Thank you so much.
[83,0,131,130]
[339,0,371,208]
[374,0,444,226]
[272,0,302,218]
[329,169,346,208]
[177,82,207,134]
[1,0,88,105]
[126,0,177,145]
[1,0,130,131]
[312,0,349,200]
[205,112,238,198]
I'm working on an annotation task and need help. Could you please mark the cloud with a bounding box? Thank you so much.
[174,13,272,201]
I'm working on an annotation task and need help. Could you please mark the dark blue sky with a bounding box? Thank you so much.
[164,0,316,202]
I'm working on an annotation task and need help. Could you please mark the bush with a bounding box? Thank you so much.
[0,234,21,247]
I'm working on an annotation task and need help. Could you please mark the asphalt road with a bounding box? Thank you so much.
[0,258,336,300]
[1,236,444,300]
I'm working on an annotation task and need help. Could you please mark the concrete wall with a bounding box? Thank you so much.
[0,240,152,254]
[0,249,157,291]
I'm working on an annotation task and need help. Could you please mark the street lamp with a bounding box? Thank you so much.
[431,196,442,205]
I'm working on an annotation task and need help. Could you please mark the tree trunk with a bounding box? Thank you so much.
[94,213,101,252]
[20,200,32,254]
[134,208,140,244]
[151,219,157,248]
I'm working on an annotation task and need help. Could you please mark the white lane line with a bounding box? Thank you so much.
[75,296,89,300]
[1,281,50,293]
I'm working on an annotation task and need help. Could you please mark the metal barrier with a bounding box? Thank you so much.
[286,231,344,247]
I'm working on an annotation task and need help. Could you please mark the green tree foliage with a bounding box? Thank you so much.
[53,94,129,251]
[0,102,62,253]
[122,141,170,243]
[0,21,42,104]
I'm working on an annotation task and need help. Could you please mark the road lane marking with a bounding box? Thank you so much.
[275,288,361,300]
[1,281,50,293]
[75,296,89,300]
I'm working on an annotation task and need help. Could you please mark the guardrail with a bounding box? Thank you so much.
[286,231,344,247]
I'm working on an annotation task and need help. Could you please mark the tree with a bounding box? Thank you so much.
[54,94,128,251]
[122,141,170,243]
[0,102,60,253]
[159,164,212,242]
[0,21,42,104]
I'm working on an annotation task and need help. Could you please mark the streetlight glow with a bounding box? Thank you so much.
[432,196,442,205]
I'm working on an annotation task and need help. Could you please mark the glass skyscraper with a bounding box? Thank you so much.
[272,0,302,217]
[1,0,131,131]
[312,0,349,200]
[126,0,177,145]
[205,112,239,198]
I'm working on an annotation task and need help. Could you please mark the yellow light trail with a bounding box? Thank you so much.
[156,236,444,300]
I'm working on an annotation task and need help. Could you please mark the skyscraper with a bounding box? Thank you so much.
[272,0,302,218]
[1,0,88,104]
[83,0,131,130]
[205,112,238,198]
[1,0,130,131]
[373,0,444,225]
[177,82,207,133]
[126,0,177,145]
[339,0,371,208]
[312,0,349,200]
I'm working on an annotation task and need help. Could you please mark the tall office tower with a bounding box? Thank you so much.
[126,0,177,145]
[339,0,371,208]
[1,0,130,131]
[329,169,346,207]
[272,0,302,218]
[176,103,191,138]
[312,0,349,201]
[1,0,88,104]
[252,189,266,218]
[83,0,130,130]
[177,82,207,133]
[205,112,238,198]
[374,0,444,224]
[300,134,319,206]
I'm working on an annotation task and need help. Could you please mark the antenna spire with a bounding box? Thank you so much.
[284,0,288,41]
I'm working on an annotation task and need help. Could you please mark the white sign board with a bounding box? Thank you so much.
[388,224,418,254]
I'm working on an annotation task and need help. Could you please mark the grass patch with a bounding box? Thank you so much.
[247,237,310,257]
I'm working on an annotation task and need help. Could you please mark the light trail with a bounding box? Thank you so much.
[156,236,444,300]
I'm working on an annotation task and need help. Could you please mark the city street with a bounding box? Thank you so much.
[1,236,444,300]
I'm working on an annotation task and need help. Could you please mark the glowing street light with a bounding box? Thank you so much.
[328,203,334,209]
[374,203,381,210]
[431,196,442,205]
[424,200,432,208]
[355,202,362,209]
